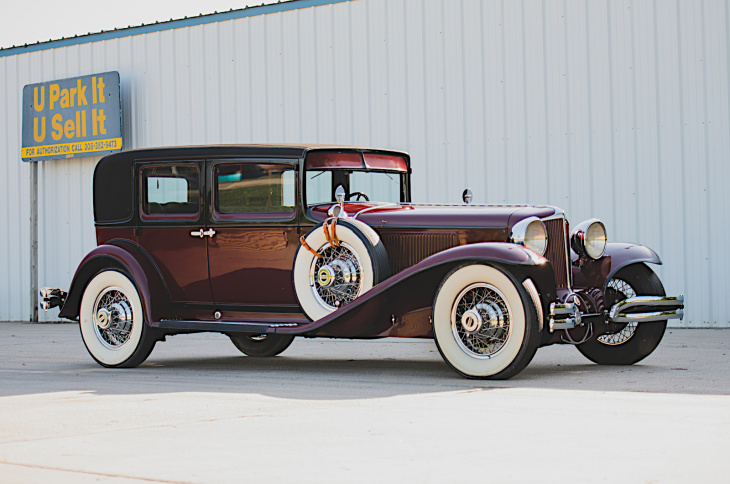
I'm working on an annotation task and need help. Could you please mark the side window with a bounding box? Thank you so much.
[141,164,200,219]
[215,163,295,218]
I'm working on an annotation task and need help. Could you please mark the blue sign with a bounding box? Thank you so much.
[22,71,122,161]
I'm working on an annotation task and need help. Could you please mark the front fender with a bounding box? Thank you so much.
[572,242,662,290]
[58,240,174,324]
[278,242,557,338]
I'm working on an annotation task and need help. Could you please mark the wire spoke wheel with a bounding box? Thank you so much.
[576,264,667,366]
[92,287,134,349]
[597,278,637,346]
[79,270,156,368]
[432,264,540,379]
[451,283,512,358]
[310,242,364,310]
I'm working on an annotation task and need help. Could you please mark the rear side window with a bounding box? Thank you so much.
[141,165,200,219]
[214,163,295,219]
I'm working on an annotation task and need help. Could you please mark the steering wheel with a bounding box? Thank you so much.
[348,191,369,202]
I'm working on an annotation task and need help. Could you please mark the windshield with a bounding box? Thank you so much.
[306,170,403,205]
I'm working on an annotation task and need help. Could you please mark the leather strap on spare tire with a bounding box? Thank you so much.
[293,218,390,321]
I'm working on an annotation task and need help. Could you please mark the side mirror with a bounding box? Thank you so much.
[462,188,473,205]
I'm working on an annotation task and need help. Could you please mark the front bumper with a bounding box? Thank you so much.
[549,295,685,332]
[608,295,684,323]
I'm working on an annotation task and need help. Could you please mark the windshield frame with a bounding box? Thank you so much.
[303,167,411,207]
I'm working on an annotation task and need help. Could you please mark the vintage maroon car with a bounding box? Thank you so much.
[41,145,684,379]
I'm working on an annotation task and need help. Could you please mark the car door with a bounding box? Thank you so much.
[135,161,214,309]
[205,159,300,311]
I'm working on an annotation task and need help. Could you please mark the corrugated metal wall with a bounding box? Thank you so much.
[0,0,727,326]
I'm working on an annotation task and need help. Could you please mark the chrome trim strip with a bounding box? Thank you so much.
[156,320,299,333]
[510,216,547,256]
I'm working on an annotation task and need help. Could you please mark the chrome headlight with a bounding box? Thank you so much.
[571,218,607,259]
[510,217,547,256]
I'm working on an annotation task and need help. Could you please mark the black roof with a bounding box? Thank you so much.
[93,144,410,225]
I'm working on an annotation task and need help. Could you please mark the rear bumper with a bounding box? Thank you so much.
[40,287,67,312]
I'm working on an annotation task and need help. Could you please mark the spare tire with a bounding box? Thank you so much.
[293,218,389,321]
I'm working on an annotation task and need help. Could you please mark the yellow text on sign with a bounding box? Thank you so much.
[31,76,108,144]
[22,138,121,159]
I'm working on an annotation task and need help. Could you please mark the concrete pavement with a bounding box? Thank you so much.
[0,322,728,483]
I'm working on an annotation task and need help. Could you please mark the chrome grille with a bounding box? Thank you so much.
[380,233,458,274]
[544,217,571,288]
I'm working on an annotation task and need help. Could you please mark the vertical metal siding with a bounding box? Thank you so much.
[0,0,727,325]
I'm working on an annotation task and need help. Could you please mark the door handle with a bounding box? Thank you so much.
[191,228,216,238]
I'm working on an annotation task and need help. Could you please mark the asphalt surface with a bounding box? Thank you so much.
[0,322,728,483]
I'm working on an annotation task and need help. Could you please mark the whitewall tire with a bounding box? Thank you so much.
[433,264,540,379]
[79,270,155,367]
[293,219,389,321]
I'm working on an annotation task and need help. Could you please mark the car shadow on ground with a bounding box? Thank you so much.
[0,353,694,400]
[2,325,727,399]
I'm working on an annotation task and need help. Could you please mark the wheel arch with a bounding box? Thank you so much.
[58,241,174,324]
[572,242,662,291]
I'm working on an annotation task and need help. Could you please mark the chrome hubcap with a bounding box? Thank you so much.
[451,283,511,358]
[92,287,134,349]
[310,242,363,310]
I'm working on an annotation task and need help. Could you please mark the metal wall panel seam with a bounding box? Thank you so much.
[700,0,714,324]
[652,0,665,263]
[541,0,552,204]
[586,0,598,218]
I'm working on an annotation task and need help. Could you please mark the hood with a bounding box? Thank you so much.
[309,203,560,229]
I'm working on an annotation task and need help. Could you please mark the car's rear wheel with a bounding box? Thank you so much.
[293,218,389,321]
[432,264,540,379]
[577,264,667,365]
[79,270,156,368]
[229,333,295,357]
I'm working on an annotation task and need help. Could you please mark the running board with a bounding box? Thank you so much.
[154,320,299,334]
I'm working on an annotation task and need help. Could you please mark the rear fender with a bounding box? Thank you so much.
[58,241,173,324]
[279,242,557,338]
[572,242,662,290]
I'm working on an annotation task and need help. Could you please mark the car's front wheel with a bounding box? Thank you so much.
[229,333,295,357]
[432,264,540,379]
[79,270,157,368]
[577,264,667,365]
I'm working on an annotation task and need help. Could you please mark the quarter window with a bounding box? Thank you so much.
[215,163,295,218]
[141,165,200,219]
